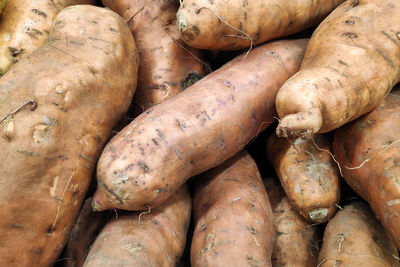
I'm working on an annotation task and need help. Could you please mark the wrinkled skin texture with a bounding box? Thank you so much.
[64,198,112,267]
[0,0,95,76]
[84,185,191,267]
[191,151,274,267]
[264,178,319,267]
[333,88,400,250]
[102,0,207,114]
[0,5,139,266]
[92,39,308,211]
[276,0,400,138]
[266,134,340,223]
[176,0,344,50]
[318,202,399,266]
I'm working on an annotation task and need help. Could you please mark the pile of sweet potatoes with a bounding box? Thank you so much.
[0,0,399,266]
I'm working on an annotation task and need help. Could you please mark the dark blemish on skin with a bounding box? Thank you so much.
[200,224,207,232]
[341,32,358,39]
[288,19,294,28]
[139,147,145,155]
[25,28,43,38]
[126,163,134,170]
[102,183,123,204]
[109,27,118,33]
[184,32,195,41]
[88,66,97,75]
[219,135,226,153]
[325,77,331,82]
[153,75,162,80]
[174,148,183,160]
[31,9,47,18]
[88,20,98,24]
[376,48,395,68]
[17,150,40,156]
[201,118,207,127]
[138,161,150,173]
[192,25,200,35]
[156,129,167,143]
[242,0,248,6]
[244,12,247,21]
[152,219,161,225]
[344,19,355,25]
[338,60,349,66]
[152,138,160,146]
[8,47,24,57]
[222,177,239,182]
[181,71,202,89]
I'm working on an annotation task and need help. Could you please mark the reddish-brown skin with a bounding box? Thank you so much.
[191,151,274,267]
[266,134,340,223]
[0,6,139,266]
[276,0,400,138]
[263,178,319,267]
[176,0,344,50]
[318,202,400,266]
[92,39,308,211]
[102,0,207,114]
[333,88,400,250]
[64,198,112,267]
[84,185,191,267]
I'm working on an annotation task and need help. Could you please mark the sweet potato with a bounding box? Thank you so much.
[191,151,274,266]
[176,0,344,50]
[333,88,400,250]
[0,5,139,266]
[263,178,319,267]
[64,198,112,267]
[266,134,340,222]
[318,202,399,266]
[92,38,308,211]
[275,0,400,138]
[102,0,207,114]
[84,185,191,267]
[0,0,96,76]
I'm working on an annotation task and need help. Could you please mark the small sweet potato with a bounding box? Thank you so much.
[92,39,308,211]
[102,0,207,114]
[0,5,139,266]
[176,0,344,50]
[191,151,274,267]
[0,0,95,76]
[275,0,400,138]
[84,185,191,267]
[266,134,340,222]
[333,87,400,250]
[263,178,319,267]
[318,202,399,266]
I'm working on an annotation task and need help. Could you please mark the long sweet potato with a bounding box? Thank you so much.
[103,0,207,114]
[266,134,340,222]
[84,185,191,267]
[191,151,274,266]
[176,0,343,50]
[333,87,400,250]
[92,38,308,211]
[318,202,399,266]
[263,178,319,267]
[0,0,96,76]
[0,6,139,266]
[275,0,400,138]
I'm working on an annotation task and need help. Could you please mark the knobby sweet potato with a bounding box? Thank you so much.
[191,151,274,266]
[0,0,96,76]
[275,0,400,138]
[92,38,308,211]
[266,134,340,222]
[318,202,399,266]
[176,0,344,50]
[0,5,139,266]
[84,185,191,267]
[263,178,319,267]
[103,0,207,114]
[333,88,400,250]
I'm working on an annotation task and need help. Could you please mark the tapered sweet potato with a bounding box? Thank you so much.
[333,88,400,250]
[318,202,399,266]
[276,0,400,138]
[0,0,96,76]
[92,38,308,211]
[191,151,274,267]
[176,0,343,50]
[0,5,139,266]
[263,178,319,267]
[64,198,112,267]
[266,134,340,222]
[84,185,191,267]
[103,0,207,114]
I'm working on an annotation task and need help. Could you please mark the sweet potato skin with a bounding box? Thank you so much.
[191,151,274,267]
[318,202,399,266]
[266,134,340,222]
[333,88,400,250]
[0,5,139,266]
[92,39,308,211]
[84,185,191,267]
[0,0,96,76]
[176,0,343,50]
[264,178,319,267]
[276,0,400,138]
[102,0,206,114]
